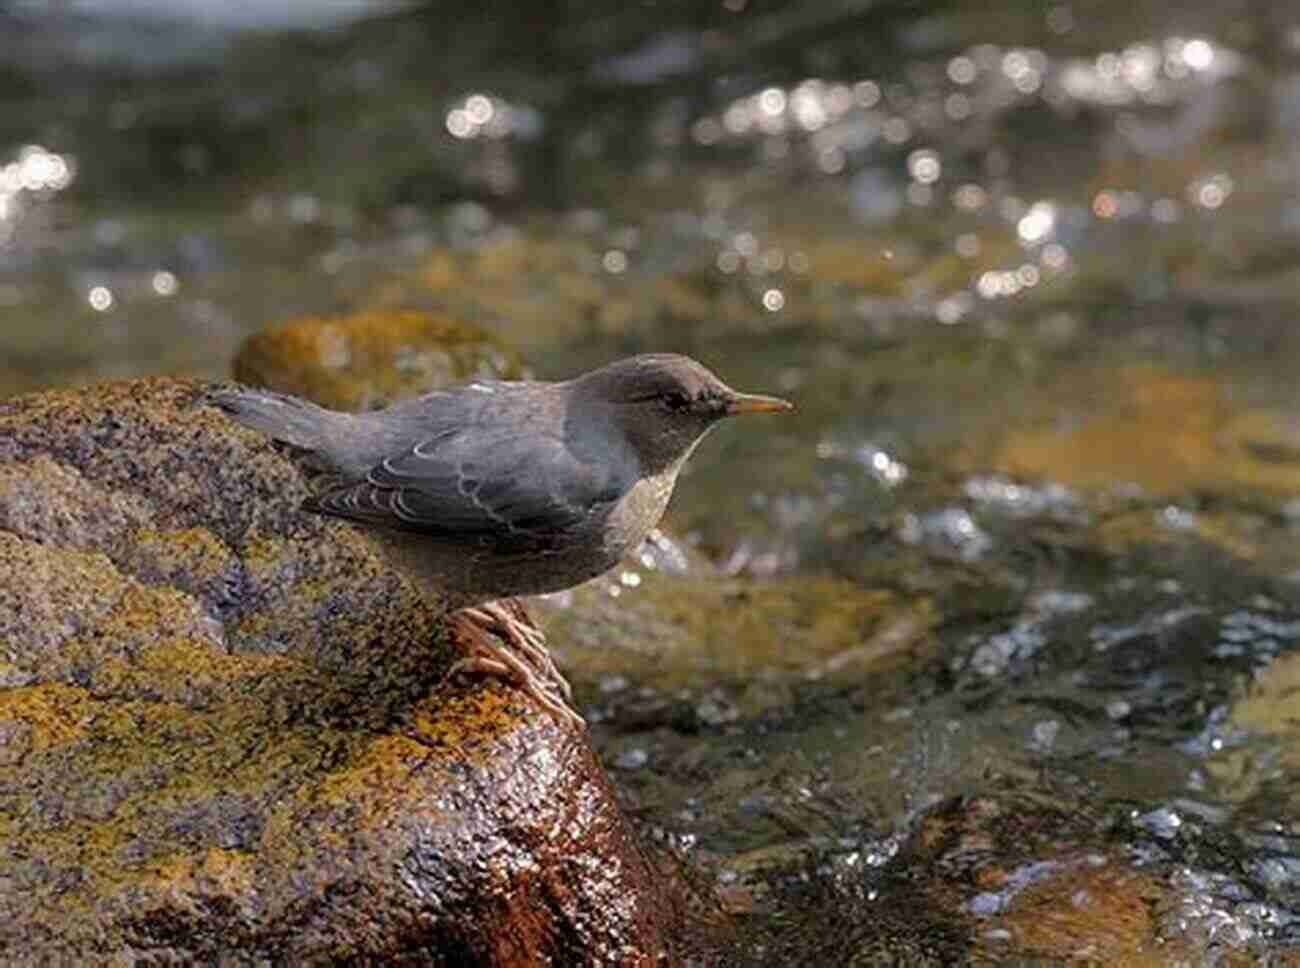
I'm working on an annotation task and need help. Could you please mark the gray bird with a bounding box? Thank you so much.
[213,353,793,726]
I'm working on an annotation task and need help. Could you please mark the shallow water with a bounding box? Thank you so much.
[7,0,1300,959]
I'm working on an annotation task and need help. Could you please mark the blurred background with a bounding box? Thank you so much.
[7,0,1300,959]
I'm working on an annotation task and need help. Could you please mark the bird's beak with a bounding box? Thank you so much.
[724,392,795,416]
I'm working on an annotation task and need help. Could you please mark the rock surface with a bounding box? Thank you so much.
[232,309,524,411]
[0,377,710,965]
[539,568,933,725]
[738,792,1282,966]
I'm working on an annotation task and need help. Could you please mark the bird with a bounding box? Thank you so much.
[212,353,793,727]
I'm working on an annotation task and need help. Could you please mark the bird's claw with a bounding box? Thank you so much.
[451,601,583,728]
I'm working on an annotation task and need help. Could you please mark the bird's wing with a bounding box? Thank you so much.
[303,426,626,553]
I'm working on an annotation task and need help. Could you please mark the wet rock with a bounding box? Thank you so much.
[890,796,1165,962]
[233,309,523,411]
[742,793,1291,965]
[1228,649,1300,813]
[0,378,712,964]
[995,365,1300,500]
[538,568,934,722]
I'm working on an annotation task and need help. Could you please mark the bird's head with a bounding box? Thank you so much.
[568,354,793,472]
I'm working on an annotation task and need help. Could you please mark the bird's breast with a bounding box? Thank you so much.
[601,465,679,560]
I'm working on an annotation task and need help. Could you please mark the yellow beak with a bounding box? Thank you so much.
[724,392,795,415]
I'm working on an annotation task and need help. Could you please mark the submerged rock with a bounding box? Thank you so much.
[0,377,713,965]
[995,364,1300,500]
[539,568,934,723]
[740,792,1289,965]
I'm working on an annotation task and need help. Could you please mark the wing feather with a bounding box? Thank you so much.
[304,426,626,553]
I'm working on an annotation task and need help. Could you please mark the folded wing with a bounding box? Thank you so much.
[304,427,625,554]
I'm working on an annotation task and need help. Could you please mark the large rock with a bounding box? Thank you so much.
[0,378,709,964]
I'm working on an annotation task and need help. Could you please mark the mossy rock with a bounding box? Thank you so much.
[540,568,935,719]
[993,365,1300,500]
[233,309,523,410]
[0,377,711,965]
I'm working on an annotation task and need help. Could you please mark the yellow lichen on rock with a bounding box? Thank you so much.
[0,682,91,751]
[0,375,700,963]
[233,309,523,411]
[1227,652,1300,804]
[0,531,129,656]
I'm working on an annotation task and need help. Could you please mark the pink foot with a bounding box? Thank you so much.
[450,600,582,728]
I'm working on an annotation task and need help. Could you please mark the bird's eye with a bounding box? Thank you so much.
[662,391,692,411]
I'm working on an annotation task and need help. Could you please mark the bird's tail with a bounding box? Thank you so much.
[210,386,392,478]
[210,386,341,453]
[213,384,431,479]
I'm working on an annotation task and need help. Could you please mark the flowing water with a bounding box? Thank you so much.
[6,0,1300,961]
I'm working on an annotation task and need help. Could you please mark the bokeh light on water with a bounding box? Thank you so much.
[6,0,1300,958]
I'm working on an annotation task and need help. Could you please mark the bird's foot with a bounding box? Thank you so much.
[450,600,582,728]
[448,653,583,728]
[457,601,573,701]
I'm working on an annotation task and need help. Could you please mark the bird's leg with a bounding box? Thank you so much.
[449,600,582,728]
[458,600,573,702]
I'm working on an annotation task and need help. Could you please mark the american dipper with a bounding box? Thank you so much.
[214,353,792,727]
